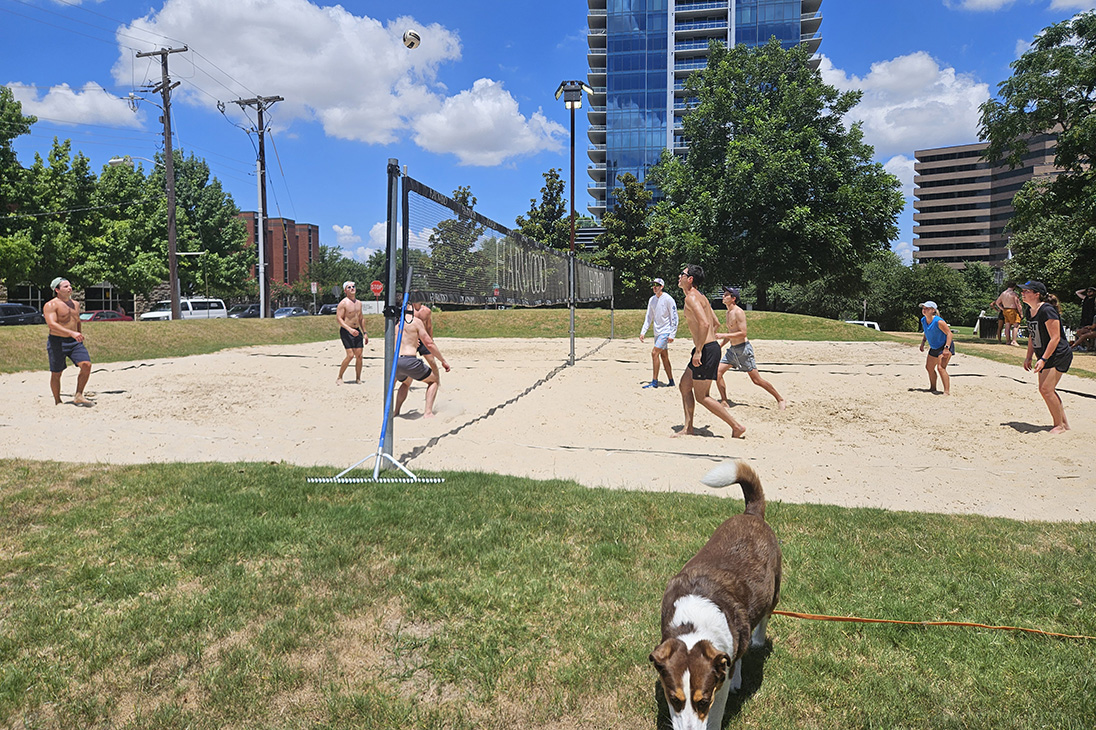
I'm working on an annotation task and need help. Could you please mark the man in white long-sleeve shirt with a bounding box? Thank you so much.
[639,277,679,388]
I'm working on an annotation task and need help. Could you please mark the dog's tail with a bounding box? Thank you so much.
[700,460,766,518]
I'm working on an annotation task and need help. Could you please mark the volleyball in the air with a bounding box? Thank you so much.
[403,29,421,49]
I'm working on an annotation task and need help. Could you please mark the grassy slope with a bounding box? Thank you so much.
[1,461,1093,729]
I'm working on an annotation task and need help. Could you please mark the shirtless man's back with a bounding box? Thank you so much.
[675,265,745,438]
[43,277,93,405]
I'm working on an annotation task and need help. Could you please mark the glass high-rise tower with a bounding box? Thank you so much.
[586,0,823,217]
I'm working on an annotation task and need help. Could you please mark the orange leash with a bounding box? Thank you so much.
[772,610,1096,641]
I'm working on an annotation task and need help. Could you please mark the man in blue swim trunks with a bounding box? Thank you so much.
[674,265,746,439]
[43,276,93,406]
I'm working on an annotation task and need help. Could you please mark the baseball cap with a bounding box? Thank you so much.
[50,276,65,290]
[920,300,938,309]
[652,278,665,286]
[343,280,355,291]
[722,285,740,299]
[1087,286,1096,294]
[1020,280,1047,295]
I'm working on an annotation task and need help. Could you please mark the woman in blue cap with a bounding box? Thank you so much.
[1020,280,1071,434]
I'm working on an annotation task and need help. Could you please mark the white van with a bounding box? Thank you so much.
[140,297,228,321]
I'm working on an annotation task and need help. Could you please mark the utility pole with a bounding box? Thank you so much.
[137,45,187,321]
[233,95,283,318]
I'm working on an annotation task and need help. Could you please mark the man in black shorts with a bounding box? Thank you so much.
[43,276,93,406]
[674,265,746,439]
[336,281,367,385]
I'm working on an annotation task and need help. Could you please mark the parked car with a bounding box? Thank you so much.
[228,303,260,318]
[317,303,339,315]
[80,310,134,322]
[139,297,228,321]
[0,303,45,326]
[845,320,881,331]
[274,306,310,318]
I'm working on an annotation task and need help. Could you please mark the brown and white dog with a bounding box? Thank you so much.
[649,460,782,730]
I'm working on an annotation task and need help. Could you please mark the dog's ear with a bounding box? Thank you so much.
[712,652,731,682]
[649,639,677,673]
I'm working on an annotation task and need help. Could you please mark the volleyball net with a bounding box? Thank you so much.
[400,176,613,307]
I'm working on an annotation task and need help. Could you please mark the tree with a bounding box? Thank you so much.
[427,186,488,298]
[650,38,904,308]
[592,173,676,306]
[979,11,1096,292]
[515,168,570,250]
[148,151,251,298]
[0,87,36,246]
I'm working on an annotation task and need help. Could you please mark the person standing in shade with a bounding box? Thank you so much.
[1069,286,1096,350]
[714,286,786,410]
[43,277,93,406]
[411,293,439,381]
[992,281,1023,346]
[639,277,677,388]
[674,264,746,439]
[336,281,367,385]
[918,301,954,395]
[1020,281,1072,434]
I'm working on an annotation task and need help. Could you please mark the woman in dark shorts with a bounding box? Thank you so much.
[1020,280,1072,434]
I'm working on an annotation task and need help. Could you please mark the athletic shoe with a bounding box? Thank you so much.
[643,380,658,388]
[667,379,675,387]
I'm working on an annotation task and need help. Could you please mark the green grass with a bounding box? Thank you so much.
[0,309,893,374]
[2,461,1093,729]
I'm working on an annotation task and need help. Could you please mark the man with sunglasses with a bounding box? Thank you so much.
[336,281,368,385]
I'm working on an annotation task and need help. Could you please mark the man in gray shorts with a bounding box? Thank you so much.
[715,286,786,410]
[394,306,450,418]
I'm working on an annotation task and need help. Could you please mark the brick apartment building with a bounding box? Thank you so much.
[237,212,319,285]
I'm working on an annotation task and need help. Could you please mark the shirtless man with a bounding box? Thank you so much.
[715,286,786,410]
[410,293,438,379]
[43,276,93,406]
[394,306,451,418]
[336,281,368,385]
[992,281,1022,346]
[675,265,746,439]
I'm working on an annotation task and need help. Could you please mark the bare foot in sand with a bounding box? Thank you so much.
[73,393,93,407]
[731,426,746,439]
[777,399,787,411]
[1049,424,1070,434]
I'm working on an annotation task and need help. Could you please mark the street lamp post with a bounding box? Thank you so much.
[108,154,180,318]
[555,80,592,366]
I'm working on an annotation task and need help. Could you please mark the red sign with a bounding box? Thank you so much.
[370,280,383,297]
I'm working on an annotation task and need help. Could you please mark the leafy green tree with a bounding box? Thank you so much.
[651,38,904,308]
[427,186,488,297]
[515,168,570,250]
[979,11,1096,291]
[148,151,251,298]
[19,139,98,289]
[591,173,676,307]
[0,86,36,256]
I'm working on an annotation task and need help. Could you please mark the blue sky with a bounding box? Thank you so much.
[3,0,1094,266]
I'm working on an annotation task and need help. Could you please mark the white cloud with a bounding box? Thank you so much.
[883,154,916,199]
[891,240,914,266]
[411,79,565,166]
[944,0,1015,10]
[332,224,361,246]
[819,52,991,159]
[6,82,142,127]
[107,0,559,166]
[1050,0,1096,9]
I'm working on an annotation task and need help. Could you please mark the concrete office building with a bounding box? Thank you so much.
[912,134,1058,269]
[586,0,823,217]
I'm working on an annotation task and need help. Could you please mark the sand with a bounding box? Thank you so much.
[3,337,1093,522]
